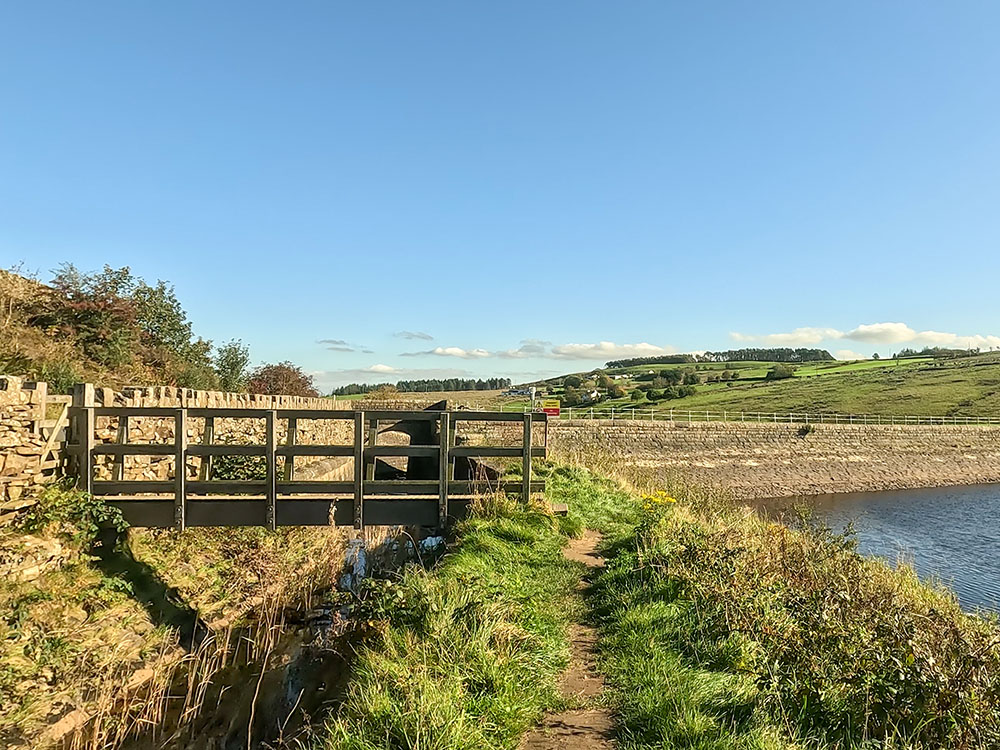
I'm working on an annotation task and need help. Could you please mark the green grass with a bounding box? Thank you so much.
[2,483,351,749]
[546,354,1000,417]
[316,496,582,750]
[555,461,1000,750]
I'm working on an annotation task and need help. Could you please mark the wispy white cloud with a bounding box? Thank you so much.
[834,349,867,361]
[318,338,372,353]
[731,322,1000,350]
[548,341,676,360]
[394,331,434,341]
[311,365,473,389]
[400,346,492,359]
[730,327,841,346]
[402,340,677,361]
[496,339,551,359]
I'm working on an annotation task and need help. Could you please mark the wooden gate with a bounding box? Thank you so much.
[67,406,546,530]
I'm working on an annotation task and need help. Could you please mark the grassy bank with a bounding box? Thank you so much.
[0,483,350,749]
[314,493,582,749]
[551,462,1000,749]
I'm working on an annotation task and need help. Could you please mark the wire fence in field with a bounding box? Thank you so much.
[482,405,1000,426]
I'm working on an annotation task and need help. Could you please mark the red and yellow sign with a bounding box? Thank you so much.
[541,398,561,417]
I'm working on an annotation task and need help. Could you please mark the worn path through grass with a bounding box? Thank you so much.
[520,529,614,750]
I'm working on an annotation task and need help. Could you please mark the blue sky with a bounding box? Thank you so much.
[3,2,1000,389]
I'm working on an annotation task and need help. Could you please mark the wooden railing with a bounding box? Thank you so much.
[67,406,546,531]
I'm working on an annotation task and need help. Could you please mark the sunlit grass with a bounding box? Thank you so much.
[558,456,1000,750]
[317,499,581,749]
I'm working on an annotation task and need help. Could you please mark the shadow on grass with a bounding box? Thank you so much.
[91,528,206,649]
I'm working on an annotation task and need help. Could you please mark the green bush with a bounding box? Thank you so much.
[18,482,126,546]
[765,364,796,380]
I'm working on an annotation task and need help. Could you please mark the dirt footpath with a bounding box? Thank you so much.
[520,530,614,750]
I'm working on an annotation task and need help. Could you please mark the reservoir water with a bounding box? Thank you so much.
[759,484,1000,613]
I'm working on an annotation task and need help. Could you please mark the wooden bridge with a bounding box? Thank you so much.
[67,405,546,531]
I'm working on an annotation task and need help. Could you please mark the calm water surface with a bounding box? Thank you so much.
[759,484,1000,613]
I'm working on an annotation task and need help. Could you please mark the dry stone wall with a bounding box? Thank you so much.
[0,376,56,520]
[547,419,1000,498]
[85,385,355,482]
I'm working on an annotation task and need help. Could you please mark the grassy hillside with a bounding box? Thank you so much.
[527,354,1000,417]
[0,267,219,392]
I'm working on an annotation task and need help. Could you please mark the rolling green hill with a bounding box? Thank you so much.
[527,354,1000,417]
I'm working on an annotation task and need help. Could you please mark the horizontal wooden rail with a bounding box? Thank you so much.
[276,445,354,457]
[365,445,439,457]
[450,446,547,458]
[93,444,175,456]
[94,407,178,418]
[93,481,175,494]
[188,445,267,457]
[69,406,545,531]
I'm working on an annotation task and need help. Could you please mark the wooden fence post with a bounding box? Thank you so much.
[110,407,128,482]
[70,384,95,495]
[438,412,450,529]
[265,410,277,531]
[199,416,215,481]
[174,409,187,532]
[354,411,365,529]
[522,413,532,502]
[283,417,297,481]
[366,418,378,481]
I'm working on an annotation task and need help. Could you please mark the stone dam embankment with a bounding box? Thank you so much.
[545,420,1000,498]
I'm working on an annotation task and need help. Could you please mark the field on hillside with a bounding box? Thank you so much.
[520,354,1000,417]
